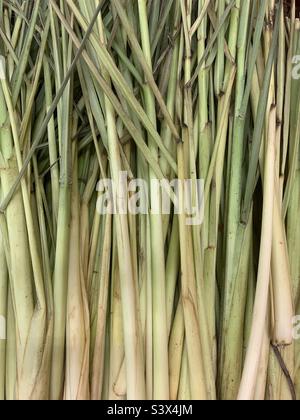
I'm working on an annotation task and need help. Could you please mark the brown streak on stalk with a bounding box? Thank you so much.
[271,344,296,400]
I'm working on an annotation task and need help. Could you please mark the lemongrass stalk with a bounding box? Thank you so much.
[215,0,225,96]
[0,224,7,400]
[177,142,207,400]
[89,212,107,358]
[219,210,253,400]
[239,1,268,120]
[286,15,300,402]
[249,49,295,400]
[197,0,211,253]
[238,106,277,400]
[221,0,250,354]
[187,0,235,88]
[137,0,169,400]
[296,348,300,400]
[222,1,240,89]
[169,299,184,400]
[267,345,282,400]
[96,10,145,400]
[159,0,180,178]
[110,0,179,141]
[190,0,210,39]
[166,217,180,334]
[115,1,142,82]
[13,1,30,59]
[107,39,143,86]
[254,317,270,400]
[49,4,63,142]
[43,56,59,230]
[181,1,203,301]
[101,326,111,400]
[276,1,285,184]
[287,118,300,403]
[279,346,295,400]
[80,161,100,278]
[0,63,35,388]
[128,209,139,293]
[267,341,295,400]
[65,143,90,400]
[109,216,149,400]
[252,4,294,349]
[242,1,281,220]
[176,29,184,124]
[106,13,152,377]
[113,361,127,401]
[19,19,50,148]
[221,2,280,399]
[31,158,54,401]
[177,344,191,400]
[1,60,49,400]
[87,204,104,296]
[206,90,231,359]
[281,1,295,177]
[5,289,16,400]
[50,32,73,399]
[0,35,90,214]
[283,35,300,215]
[91,211,112,400]
[50,1,170,181]
[182,2,217,399]
[271,191,294,346]
[11,0,41,104]
[202,64,236,385]
[151,0,175,53]
[145,215,153,400]
[4,6,20,79]
[68,0,180,151]
[148,0,162,44]
[76,62,108,151]
[243,233,255,349]
[108,254,125,401]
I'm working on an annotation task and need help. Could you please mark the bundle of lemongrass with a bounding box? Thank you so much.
[0,0,299,401]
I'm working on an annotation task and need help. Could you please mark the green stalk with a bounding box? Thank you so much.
[43,56,59,231]
[50,31,73,400]
[1,73,48,401]
[0,218,7,400]
[238,106,277,400]
[197,0,211,253]
[11,0,41,104]
[169,300,184,400]
[138,0,169,399]
[221,0,249,337]
[281,1,295,177]
[5,289,16,400]
[0,84,33,378]
[177,142,207,400]
[215,0,225,96]
[98,10,145,400]
[90,210,112,400]
[177,343,191,400]
[65,140,90,400]
[108,256,125,400]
